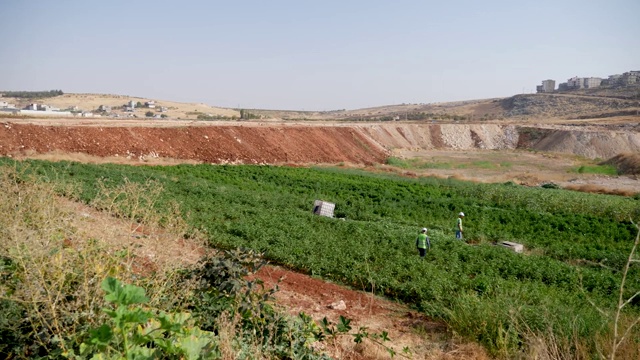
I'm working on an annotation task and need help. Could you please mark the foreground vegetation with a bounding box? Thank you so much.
[1,166,389,359]
[1,158,639,358]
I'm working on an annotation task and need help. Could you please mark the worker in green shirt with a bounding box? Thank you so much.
[416,228,431,258]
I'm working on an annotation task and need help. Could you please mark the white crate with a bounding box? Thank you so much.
[313,200,335,218]
[500,241,524,253]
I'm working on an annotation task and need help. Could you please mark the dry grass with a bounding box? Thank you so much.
[0,165,206,354]
[12,150,201,167]
[564,184,638,196]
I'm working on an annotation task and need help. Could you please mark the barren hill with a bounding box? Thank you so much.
[249,85,640,121]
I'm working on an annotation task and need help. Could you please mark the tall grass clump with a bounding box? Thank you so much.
[0,165,201,357]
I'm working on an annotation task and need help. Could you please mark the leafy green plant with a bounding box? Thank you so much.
[69,277,216,359]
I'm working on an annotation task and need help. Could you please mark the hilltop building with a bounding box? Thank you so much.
[567,77,584,89]
[603,74,622,86]
[621,71,638,85]
[583,77,602,88]
[536,79,555,93]
[551,70,638,90]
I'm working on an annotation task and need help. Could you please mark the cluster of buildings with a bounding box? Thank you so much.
[0,101,73,117]
[536,70,639,93]
[121,100,167,113]
[0,99,169,118]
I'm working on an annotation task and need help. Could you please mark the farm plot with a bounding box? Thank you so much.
[7,158,640,358]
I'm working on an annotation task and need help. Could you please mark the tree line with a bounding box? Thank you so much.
[1,90,64,99]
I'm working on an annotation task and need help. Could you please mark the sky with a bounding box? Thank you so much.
[1,0,639,110]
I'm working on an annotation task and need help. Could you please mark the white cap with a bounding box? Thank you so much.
[459,212,465,216]
[421,227,427,232]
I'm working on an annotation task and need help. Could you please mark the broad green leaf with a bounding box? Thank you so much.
[101,277,148,306]
[88,324,114,347]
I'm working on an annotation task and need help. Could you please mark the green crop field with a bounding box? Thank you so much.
[5,158,640,357]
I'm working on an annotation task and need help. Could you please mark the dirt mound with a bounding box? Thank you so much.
[0,122,387,165]
[528,127,640,159]
[603,153,640,175]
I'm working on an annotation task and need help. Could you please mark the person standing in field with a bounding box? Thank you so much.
[416,228,430,258]
[456,212,465,239]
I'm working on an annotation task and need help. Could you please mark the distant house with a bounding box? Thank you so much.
[41,105,60,111]
[621,71,639,85]
[128,100,136,108]
[98,105,111,112]
[159,106,168,112]
[536,79,555,93]
[145,101,155,108]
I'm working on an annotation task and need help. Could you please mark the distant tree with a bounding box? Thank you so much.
[160,114,168,119]
[136,101,144,108]
[145,111,154,117]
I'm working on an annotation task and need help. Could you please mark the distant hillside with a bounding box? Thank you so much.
[3,85,639,122]
[501,93,640,119]
[249,85,640,121]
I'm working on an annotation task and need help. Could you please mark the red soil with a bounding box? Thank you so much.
[0,122,387,165]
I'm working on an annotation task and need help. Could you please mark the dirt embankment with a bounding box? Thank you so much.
[0,122,388,165]
[1,119,639,164]
[357,123,640,160]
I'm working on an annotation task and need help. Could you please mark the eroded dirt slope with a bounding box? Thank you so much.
[0,122,387,164]
[1,118,639,163]
[356,123,640,159]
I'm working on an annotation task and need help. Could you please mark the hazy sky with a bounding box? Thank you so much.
[1,0,638,110]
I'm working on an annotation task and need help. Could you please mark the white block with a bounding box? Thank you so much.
[500,241,524,253]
